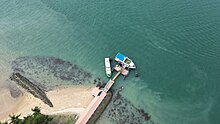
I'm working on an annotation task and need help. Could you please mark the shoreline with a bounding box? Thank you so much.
[0,85,95,122]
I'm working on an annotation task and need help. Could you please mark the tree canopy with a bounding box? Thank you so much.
[1,106,53,124]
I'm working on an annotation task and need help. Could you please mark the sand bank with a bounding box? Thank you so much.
[0,85,95,122]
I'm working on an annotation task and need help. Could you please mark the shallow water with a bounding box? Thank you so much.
[0,0,220,124]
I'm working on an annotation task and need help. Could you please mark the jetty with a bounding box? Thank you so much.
[76,53,135,124]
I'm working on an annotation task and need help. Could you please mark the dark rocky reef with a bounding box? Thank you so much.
[2,79,23,98]
[9,84,23,98]
[10,73,53,107]
[11,56,93,90]
[97,88,154,124]
[94,78,106,89]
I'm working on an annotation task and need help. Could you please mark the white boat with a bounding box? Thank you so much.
[115,53,136,69]
[105,58,112,77]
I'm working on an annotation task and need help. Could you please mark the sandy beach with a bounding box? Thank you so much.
[0,85,95,122]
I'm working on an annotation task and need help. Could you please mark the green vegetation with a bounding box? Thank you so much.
[0,107,52,124]
[0,107,78,124]
[49,115,77,124]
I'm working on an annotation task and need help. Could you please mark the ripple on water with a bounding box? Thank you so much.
[129,63,217,124]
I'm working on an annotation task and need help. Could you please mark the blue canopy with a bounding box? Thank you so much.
[115,53,126,61]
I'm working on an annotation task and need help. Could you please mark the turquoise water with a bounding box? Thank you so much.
[0,0,220,123]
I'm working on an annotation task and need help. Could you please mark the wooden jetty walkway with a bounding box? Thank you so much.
[103,71,120,93]
[76,67,127,124]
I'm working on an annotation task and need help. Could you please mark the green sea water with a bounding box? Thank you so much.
[0,0,220,123]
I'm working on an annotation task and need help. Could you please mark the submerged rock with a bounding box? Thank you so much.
[97,88,154,124]
[10,73,53,107]
[11,56,93,90]
[9,84,23,98]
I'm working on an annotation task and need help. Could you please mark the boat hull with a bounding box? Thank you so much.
[115,53,136,69]
[105,58,112,78]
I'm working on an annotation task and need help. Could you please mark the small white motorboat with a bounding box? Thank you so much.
[115,53,136,69]
[105,58,112,78]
